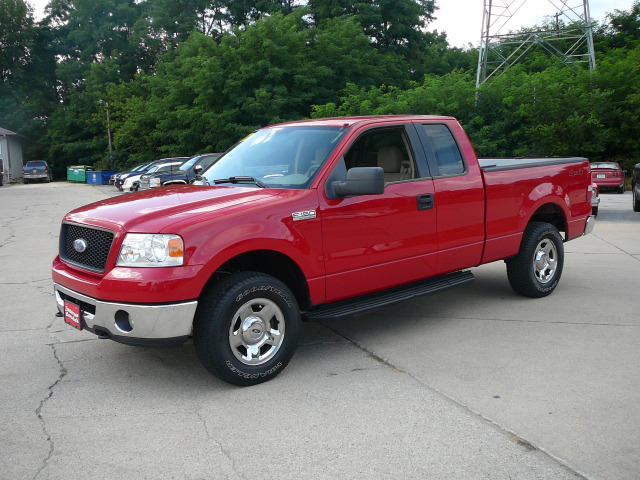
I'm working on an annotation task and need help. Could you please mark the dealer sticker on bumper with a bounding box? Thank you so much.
[64,300,82,330]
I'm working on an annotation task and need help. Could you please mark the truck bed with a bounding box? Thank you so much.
[478,156,591,265]
[479,157,588,171]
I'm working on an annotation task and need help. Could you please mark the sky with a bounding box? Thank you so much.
[429,0,634,47]
[26,0,635,48]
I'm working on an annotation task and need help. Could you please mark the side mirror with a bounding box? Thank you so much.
[331,167,384,197]
[194,164,203,175]
[635,163,640,170]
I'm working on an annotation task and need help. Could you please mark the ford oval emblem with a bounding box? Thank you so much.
[73,238,88,253]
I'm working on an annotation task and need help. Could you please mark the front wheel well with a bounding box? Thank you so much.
[203,250,311,310]
[528,203,567,238]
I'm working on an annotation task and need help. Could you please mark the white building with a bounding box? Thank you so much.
[0,127,25,184]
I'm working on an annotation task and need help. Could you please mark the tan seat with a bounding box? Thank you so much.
[378,146,410,182]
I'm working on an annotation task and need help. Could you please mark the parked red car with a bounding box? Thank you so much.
[590,162,626,193]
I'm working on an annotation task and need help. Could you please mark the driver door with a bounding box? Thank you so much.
[319,124,438,303]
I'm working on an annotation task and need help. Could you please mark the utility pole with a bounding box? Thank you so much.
[99,99,113,168]
[476,0,596,89]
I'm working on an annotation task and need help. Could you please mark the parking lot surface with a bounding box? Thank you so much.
[1,182,638,480]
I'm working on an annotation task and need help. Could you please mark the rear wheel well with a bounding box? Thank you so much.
[203,250,311,310]
[528,203,567,238]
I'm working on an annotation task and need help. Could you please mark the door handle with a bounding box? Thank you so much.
[417,193,434,211]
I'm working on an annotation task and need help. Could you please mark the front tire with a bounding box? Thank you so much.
[506,222,564,298]
[194,272,301,386]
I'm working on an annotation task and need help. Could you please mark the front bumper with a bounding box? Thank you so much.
[54,283,197,346]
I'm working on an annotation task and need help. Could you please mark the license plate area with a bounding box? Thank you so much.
[596,174,605,178]
[64,300,82,330]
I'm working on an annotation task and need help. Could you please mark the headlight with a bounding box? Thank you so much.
[116,234,184,267]
[149,178,161,188]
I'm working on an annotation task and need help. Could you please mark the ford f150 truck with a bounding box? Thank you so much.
[53,116,595,386]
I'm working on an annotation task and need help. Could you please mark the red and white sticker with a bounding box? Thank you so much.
[64,301,82,330]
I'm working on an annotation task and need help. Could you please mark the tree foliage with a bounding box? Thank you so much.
[1,0,640,176]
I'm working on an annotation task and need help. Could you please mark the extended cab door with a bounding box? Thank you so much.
[414,120,485,274]
[319,124,438,303]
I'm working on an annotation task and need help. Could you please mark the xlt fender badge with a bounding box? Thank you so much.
[292,210,317,221]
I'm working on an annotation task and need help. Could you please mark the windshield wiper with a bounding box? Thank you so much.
[213,176,266,188]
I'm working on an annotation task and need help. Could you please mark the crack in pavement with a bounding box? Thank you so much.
[195,407,248,480]
[590,233,640,260]
[0,279,51,286]
[366,313,639,327]
[321,323,592,480]
[32,343,67,480]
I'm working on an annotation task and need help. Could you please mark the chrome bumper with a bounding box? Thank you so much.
[584,215,596,236]
[54,283,197,344]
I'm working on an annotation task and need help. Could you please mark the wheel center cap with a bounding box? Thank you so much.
[535,251,548,268]
[241,316,266,344]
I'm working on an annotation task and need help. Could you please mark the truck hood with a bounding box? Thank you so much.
[64,185,286,233]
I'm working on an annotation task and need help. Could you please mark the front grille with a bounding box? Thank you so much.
[61,224,115,273]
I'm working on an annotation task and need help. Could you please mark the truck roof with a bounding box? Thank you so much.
[268,115,456,129]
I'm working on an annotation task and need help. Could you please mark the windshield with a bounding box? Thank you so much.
[133,162,152,172]
[201,126,346,189]
[180,155,206,171]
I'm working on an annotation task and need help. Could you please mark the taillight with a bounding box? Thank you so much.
[45,166,48,172]
[587,185,593,200]
[21,166,24,172]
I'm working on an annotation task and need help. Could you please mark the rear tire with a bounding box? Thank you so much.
[618,184,625,194]
[23,179,28,184]
[506,222,564,298]
[194,272,301,386]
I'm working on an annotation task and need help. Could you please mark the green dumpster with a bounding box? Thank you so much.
[67,165,94,183]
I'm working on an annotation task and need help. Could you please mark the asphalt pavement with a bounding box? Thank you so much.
[0,182,638,480]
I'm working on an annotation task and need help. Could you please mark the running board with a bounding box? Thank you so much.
[304,270,474,321]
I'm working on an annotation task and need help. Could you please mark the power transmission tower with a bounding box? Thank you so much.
[476,0,596,88]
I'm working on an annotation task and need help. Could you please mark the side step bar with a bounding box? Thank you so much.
[303,270,474,321]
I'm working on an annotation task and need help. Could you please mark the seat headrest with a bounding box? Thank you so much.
[378,146,403,173]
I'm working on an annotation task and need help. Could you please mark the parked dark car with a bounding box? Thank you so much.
[138,153,221,191]
[591,162,626,194]
[113,162,155,190]
[122,159,187,192]
[632,162,640,212]
[115,157,188,191]
[22,160,52,183]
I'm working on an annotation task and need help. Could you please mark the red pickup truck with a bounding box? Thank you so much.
[53,116,595,385]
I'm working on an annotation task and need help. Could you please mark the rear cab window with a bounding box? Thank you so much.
[420,124,466,176]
